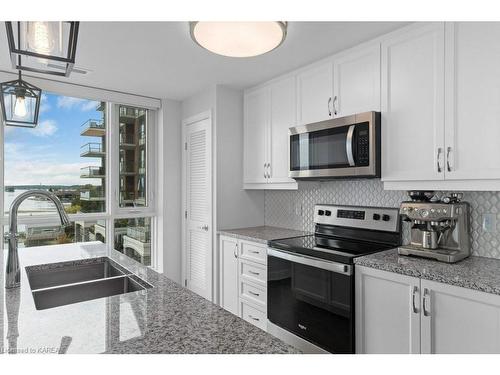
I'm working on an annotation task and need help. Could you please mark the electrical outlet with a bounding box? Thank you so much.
[482,213,497,232]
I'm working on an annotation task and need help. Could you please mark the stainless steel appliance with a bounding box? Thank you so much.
[267,204,400,353]
[289,111,380,179]
[398,191,471,263]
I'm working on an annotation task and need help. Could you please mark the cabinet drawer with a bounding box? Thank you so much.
[240,259,266,286]
[240,280,267,307]
[241,300,267,331]
[239,241,267,264]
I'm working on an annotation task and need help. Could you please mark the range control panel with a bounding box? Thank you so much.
[314,204,400,233]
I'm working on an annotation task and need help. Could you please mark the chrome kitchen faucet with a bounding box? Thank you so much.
[5,190,71,289]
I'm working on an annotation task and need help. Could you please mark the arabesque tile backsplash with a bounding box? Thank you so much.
[264,180,500,259]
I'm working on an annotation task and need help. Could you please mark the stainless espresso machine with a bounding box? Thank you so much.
[398,191,471,263]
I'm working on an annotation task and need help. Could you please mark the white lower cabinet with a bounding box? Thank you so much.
[355,266,420,354]
[356,265,500,354]
[219,235,268,331]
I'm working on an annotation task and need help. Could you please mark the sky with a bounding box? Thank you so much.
[4,92,103,186]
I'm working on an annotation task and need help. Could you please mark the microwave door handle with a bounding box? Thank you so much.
[346,124,356,167]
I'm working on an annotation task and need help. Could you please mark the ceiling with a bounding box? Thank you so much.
[0,22,409,101]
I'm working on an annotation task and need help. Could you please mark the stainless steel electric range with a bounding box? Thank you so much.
[267,204,401,353]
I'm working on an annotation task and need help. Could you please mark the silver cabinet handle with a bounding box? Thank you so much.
[234,243,238,259]
[248,270,260,276]
[248,315,260,321]
[263,163,267,178]
[328,97,332,117]
[250,250,260,254]
[446,147,452,172]
[437,147,443,173]
[267,163,271,179]
[248,290,260,297]
[412,286,419,314]
[332,95,338,116]
[423,288,431,317]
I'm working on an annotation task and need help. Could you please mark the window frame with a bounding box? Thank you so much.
[0,87,159,269]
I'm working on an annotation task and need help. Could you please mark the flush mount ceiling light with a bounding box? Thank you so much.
[190,21,287,57]
[5,21,79,77]
[0,71,42,128]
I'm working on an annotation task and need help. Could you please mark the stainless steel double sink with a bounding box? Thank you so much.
[25,257,153,310]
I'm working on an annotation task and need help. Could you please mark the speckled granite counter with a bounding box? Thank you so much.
[1,242,299,354]
[218,226,308,245]
[355,249,500,296]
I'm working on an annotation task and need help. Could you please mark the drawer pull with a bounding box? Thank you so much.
[249,250,260,254]
[248,315,260,321]
[248,270,260,276]
[248,290,260,297]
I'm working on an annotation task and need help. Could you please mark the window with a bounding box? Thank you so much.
[2,91,156,268]
[3,92,106,216]
[118,105,148,208]
[114,217,151,266]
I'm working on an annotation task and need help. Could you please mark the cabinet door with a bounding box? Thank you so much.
[219,236,239,315]
[421,279,500,354]
[381,23,445,181]
[269,76,297,184]
[244,87,269,184]
[444,22,500,180]
[296,62,334,125]
[355,266,421,354]
[333,44,381,117]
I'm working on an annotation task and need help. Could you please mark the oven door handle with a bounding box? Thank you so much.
[346,124,356,167]
[267,248,352,276]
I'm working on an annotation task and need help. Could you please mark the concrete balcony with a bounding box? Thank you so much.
[81,142,105,157]
[81,119,105,137]
[81,166,105,178]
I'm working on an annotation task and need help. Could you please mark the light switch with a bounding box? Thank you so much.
[482,213,497,232]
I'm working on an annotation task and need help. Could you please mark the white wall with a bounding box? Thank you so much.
[215,86,264,230]
[181,85,216,119]
[157,98,182,283]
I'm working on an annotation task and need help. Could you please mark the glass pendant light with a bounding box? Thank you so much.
[5,21,79,77]
[190,22,287,57]
[1,70,42,128]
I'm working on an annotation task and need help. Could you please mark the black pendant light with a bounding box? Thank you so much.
[1,70,42,128]
[5,21,79,77]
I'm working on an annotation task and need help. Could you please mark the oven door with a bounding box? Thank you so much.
[267,248,354,354]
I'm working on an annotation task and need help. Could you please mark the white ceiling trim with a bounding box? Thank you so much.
[0,71,162,109]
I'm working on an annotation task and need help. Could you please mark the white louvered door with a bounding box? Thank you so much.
[185,117,212,301]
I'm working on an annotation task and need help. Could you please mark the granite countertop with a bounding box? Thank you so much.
[1,242,299,354]
[355,249,500,296]
[218,226,309,244]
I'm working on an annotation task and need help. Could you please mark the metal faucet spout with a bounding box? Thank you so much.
[5,190,71,289]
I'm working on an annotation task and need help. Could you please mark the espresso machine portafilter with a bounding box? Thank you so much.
[398,192,471,263]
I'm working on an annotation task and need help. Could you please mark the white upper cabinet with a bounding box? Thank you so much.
[244,87,269,184]
[296,62,334,125]
[269,76,297,185]
[381,23,445,182]
[243,79,298,190]
[444,22,500,180]
[333,44,381,117]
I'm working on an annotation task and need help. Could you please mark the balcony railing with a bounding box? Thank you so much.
[138,131,146,146]
[81,119,105,136]
[81,142,105,156]
[80,188,105,201]
[126,226,151,243]
[119,162,135,175]
[120,191,135,202]
[119,106,146,119]
[80,166,105,178]
[119,133,135,146]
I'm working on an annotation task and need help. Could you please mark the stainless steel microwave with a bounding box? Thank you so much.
[289,111,380,179]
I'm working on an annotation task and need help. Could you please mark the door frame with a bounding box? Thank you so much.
[181,110,214,300]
